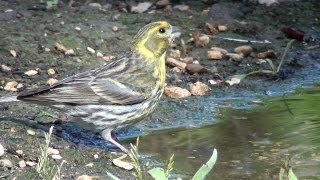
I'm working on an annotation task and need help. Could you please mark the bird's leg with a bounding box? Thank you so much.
[101,129,129,154]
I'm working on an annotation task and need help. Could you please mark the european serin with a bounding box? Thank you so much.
[17,21,180,153]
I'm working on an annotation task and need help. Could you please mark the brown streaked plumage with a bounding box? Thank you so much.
[17,21,180,153]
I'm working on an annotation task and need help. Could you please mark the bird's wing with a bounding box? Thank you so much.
[18,55,157,105]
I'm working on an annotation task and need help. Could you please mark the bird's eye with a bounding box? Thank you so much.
[159,28,166,33]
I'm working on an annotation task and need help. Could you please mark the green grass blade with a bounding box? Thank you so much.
[191,149,218,180]
[288,168,298,180]
[148,167,167,180]
[266,58,276,72]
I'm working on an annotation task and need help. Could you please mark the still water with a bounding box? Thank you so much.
[135,85,320,179]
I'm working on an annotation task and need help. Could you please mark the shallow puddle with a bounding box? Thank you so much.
[132,84,320,179]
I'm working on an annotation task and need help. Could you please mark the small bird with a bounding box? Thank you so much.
[17,21,180,153]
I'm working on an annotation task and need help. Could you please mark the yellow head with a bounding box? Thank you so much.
[132,21,179,60]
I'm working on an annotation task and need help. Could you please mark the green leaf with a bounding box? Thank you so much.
[191,149,218,180]
[266,58,276,72]
[148,167,167,180]
[288,168,298,180]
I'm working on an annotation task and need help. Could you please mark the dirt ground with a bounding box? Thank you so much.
[0,0,319,179]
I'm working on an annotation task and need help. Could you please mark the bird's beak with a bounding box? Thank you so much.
[170,26,181,42]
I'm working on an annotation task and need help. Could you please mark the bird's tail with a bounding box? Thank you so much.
[0,96,19,103]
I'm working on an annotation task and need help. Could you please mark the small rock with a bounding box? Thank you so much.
[93,154,99,159]
[181,56,193,64]
[76,175,95,180]
[204,23,219,35]
[217,25,228,32]
[51,154,62,160]
[164,5,173,12]
[112,159,134,170]
[96,52,103,57]
[257,50,277,59]
[190,81,210,96]
[112,26,118,32]
[47,147,59,155]
[103,56,115,61]
[47,68,55,75]
[186,64,207,75]
[131,2,152,13]
[0,159,13,169]
[169,49,181,58]
[88,3,102,9]
[24,70,38,76]
[4,81,18,92]
[210,47,228,55]
[16,150,23,155]
[16,83,23,89]
[0,143,4,157]
[173,4,189,11]
[226,77,241,86]
[85,163,94,167]
[19,160,26,168]
[198,35,210,46]
[45,48,51,52]
[166,57,186,71]
[47,78,59,86]
[65,49,75,55]
[171,67,181,73]
[208,79,221,85]
[164,86,191,98]
[1,64,12,72]
[226,53,243,61]
[234,46,252,57]
[10,50,17,57]
[207,50,223,60]
[54,43,68,53]
[87,47,95,54]
[156,0,170,6]
[25,161,37,167]
[75,26,81,31]
[27,129,36,136]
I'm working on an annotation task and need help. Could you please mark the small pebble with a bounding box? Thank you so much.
[131,2,152,13]
[75,26,81,31]
[169,49,181,58]
[164,86,191,98]
[45,48,51,52]
[24,70,38,76]
[16,83,23,89]
[96,52,103,57]
[10,50,17,57]
[16,150,23,155]
[26,161,37,167]
[0,159,13,169]
[51,154,62,160]
[190,81,210,96]
[198,35,210,46]
[1,64,12,72]
[47,78,59,86]
[0,143,4,157]
[47,147,59,155]
[65,49,75,55]
[112,26,118,32]
[207,50,223,60]
[181,56,193,64]
[218,25,228,32]
[93,154,99,159]
[102,56,114,61]
[87,47,95,54]
[4,81,18,92]
[47,68,55,75]
[186,64,207,75]
[234,46,253,57]
[211,47,228,55]
[226,53,243,61]
[27,129,36,136]
[19,160,26,168]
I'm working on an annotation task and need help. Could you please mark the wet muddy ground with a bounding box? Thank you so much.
[0,0,320,179]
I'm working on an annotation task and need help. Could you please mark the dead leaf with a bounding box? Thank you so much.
[112,159,134,170]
